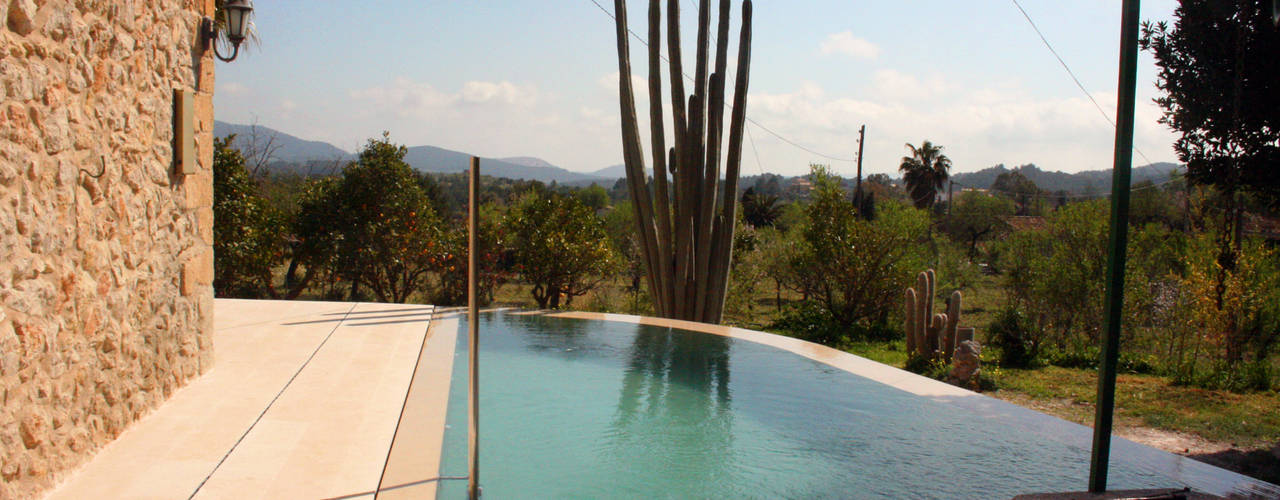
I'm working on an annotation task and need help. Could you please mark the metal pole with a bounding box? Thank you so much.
[1089,0,1140,492]
[467,157,481,499]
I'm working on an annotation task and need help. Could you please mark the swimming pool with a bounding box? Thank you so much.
[435,312,1278,498]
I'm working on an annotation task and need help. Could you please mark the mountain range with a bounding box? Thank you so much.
[215,121,1182,193]
[950,162,1183,194]
[214,121,611,184]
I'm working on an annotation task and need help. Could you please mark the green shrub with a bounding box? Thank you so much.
[771,301,845,345]
[988,307,1038,368]
[1172,361,1274,393]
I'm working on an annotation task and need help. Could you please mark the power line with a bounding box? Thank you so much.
[587,0,860,165]
[745,121,765,176]
[1009,0,1158,169]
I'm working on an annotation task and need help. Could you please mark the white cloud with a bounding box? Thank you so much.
[460,81,537,106]
[738,80,1178,176]
[871,70,950,100]
[220,82,249,96]
[819,31,880,59]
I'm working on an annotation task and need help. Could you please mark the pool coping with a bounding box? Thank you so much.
[539,310,1280,498]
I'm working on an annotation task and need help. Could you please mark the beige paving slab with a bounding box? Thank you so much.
[44,300,434,500]
[193,302,433,500]
[46,300,359,500]
[376,311,461,500]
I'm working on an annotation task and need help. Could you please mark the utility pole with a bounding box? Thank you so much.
[855,124,866,193]
[947,180,954,216]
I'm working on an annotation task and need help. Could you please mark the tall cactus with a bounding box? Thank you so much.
[904,269,965,361]
[612,0,753,323]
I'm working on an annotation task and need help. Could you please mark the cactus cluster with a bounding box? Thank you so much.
[904,269,974,362]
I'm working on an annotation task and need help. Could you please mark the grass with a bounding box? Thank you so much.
[989,365,1280,448]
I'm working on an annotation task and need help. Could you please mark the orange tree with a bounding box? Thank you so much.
[212,135,281,298]
[330,133,442,303]
[505,189,618,309]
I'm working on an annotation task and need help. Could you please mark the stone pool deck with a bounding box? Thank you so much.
[45,299,459,500]
[44,302,1278,499]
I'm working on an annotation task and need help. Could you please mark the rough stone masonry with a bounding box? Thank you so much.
[0,1,216,497]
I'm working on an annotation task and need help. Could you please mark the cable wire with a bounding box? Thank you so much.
[1009,0,1158,168]
[588,0,860,163]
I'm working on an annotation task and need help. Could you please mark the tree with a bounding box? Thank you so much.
[940,191,1015,259]
[332,133,442,303]
[505,190,618,309]
[432,203,507,306]
[213,135,281,298]
[575,184,611,211]
[740,187,782,227]
[1142,1,1280,351]
[788,166,930,333]
[611,0,755,323]
[1141,1,1280,209]
[992,170,1044,216]
[288,176,343,299]
[898,140,952,209]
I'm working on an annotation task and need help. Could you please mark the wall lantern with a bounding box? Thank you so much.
[202,0,254,62]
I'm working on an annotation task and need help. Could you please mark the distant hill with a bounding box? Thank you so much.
[951,162,1183,193]
[214,121,610,184]
[587,164,653,179]
[214,121,352,163]
[404,146,605,183]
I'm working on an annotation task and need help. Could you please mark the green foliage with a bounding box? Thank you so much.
[505,190,618,309]
[1175,232,1280,369]
[213,135,281,298]
[331,133,443,303]
[991,170,1046,216]
[988,307,1038,368]
[431,203,508,306]
[898,140,952,209]
[289,176,343,299]
[575,184,610,211]
[741,187,782,228]
[1172,360,1274,393]
[780,166,931,341]
[1141,2,1280,208]
[939,191,1014,259]
[996,200,1109,349]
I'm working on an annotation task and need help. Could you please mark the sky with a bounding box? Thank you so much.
[213,0,1183,178]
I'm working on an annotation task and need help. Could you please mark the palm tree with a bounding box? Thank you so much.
[741,187,782,228]
[899,141,952,209]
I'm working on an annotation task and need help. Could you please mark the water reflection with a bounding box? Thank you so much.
[609,325,736,488]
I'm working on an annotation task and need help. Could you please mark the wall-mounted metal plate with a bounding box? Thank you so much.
[174,88,195,175]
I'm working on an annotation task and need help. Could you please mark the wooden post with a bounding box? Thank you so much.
[467,157,480,499]
[855,124,865,194]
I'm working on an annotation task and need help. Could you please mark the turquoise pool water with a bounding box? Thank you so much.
[435,313,1255,498]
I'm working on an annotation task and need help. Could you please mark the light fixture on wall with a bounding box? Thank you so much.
[202,0,254,62]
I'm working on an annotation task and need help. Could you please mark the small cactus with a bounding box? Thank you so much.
[903,269,967,362]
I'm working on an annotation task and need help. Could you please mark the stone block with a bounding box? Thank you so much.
[180,251,211,297]
[6,0,38,36]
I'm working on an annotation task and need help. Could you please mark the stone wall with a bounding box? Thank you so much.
[0,1,216,498]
